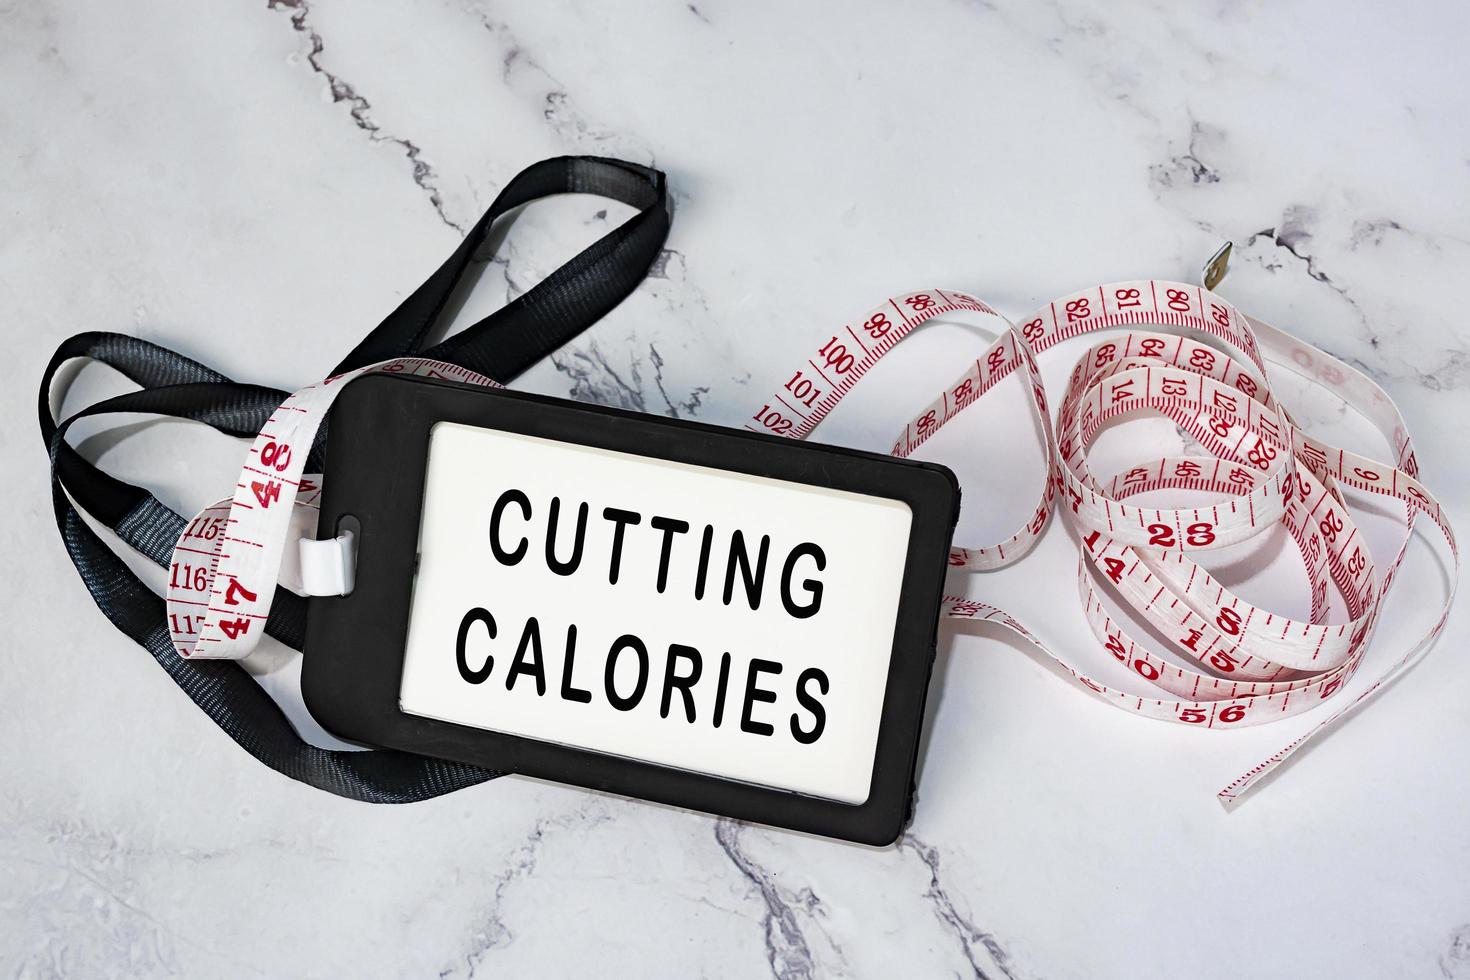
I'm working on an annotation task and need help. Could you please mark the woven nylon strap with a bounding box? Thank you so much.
[38,156,671,802]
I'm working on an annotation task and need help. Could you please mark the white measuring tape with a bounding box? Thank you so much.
[164,358,500,653]
[165,253,1457,807]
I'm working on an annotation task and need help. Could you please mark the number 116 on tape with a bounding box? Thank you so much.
[302,374,959,844]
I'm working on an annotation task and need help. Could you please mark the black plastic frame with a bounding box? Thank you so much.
[302,373,959,845]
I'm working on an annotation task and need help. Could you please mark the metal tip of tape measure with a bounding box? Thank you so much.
[1202,241,1233,291]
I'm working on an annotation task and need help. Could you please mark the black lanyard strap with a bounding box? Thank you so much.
[39,156,671,803]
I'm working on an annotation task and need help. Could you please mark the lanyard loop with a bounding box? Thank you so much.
[39,156,671,803]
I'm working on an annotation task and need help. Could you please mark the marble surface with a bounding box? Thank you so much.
[4,1,1469,976]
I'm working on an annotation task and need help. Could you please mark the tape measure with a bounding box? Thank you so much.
[742,249,1457,806]
[158,245,1455,809]
[163,357,501,655]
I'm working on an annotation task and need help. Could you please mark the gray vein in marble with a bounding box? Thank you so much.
[1041,1,1107,52]
[278,4,724,420]
[549,337,711,418]
[488,234,534,301]
[647,248,684,280]
[713,819,818,980]
[1253,211,1337,288]
[1149,116,1222,192]
[549,341,649,411]
[1172,422,1209,457]
[1445,924,1470,978]
[456,6,726,418]
[1348,216,1470,252]
[470,7,654,165]
[267,0,464,234]
[1239,216,1470,392]
[651,342,710,418]
[1350,218,1406,250]
[5,815,277,979]
[899,834,1019,980]
[996,0,1168,122]
[537,238,714,417]
[443,803,612,978]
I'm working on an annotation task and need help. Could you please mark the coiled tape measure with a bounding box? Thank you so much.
[740,244,1456,810]
[44,158,1455,846]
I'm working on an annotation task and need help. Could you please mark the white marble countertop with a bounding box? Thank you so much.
[5,1,1469,977]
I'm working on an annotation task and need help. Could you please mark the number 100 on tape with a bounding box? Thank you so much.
[302,374,960,844]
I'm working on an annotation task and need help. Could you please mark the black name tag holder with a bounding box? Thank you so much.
[40,153,962,844]
[305,374,958,844]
